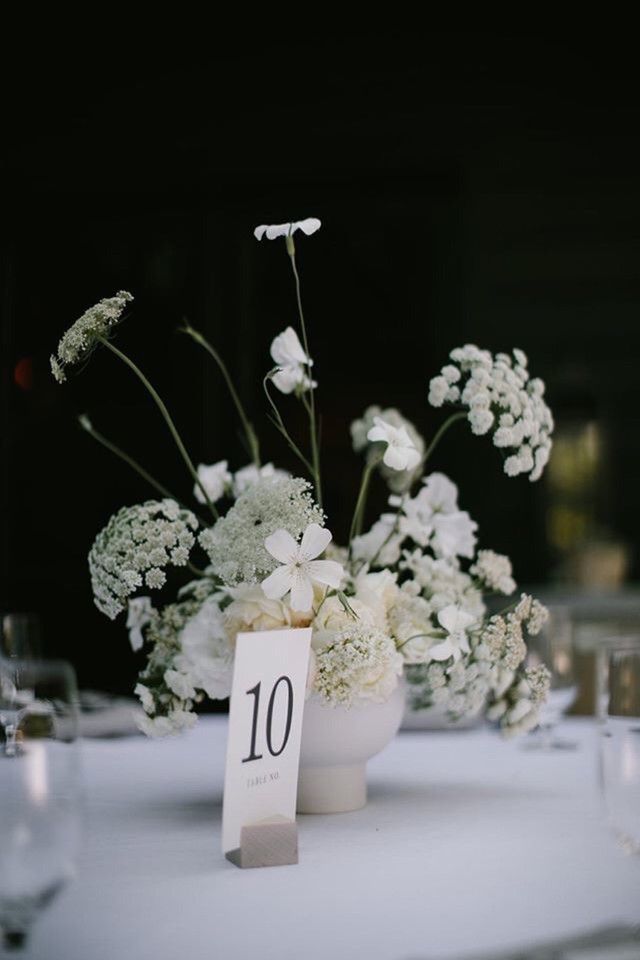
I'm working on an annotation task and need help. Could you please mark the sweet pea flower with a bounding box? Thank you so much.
[261,523,344,612]
[270,327,316,394]
[366,417,422,472]
[193,460,232,505]
[428,605,476,662]
[254,218,321,241]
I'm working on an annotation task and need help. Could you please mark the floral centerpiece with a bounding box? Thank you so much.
[51,218,553,787]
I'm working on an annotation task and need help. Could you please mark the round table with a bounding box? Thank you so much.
[21,718,640,959]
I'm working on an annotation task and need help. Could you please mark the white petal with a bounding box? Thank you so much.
[261,565,294,600]
[264,528,299,564]
[296,218,321,236]
[289,571,314,612]
[306,559,343,589]
[271,367,301,394]
[428,639,456,662]
[367,424,389,444]
[271,327,308,366]
[254,225,268,240]
[265,223,290,239]
[403,447,422,471]
[383,445,408,471]
[299,523,332,561]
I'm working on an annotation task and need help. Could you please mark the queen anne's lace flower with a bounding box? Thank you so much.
[50,290,133,383]
[351,406,425,493]
[313,624,403,707]
[89,500,198,619]
[199,476,324,585]
[428,344,554,481]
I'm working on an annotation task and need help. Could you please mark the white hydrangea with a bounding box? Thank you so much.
[351,406,425,493]
[312,624,403,707]
[199,476,324,585]
[428,344,554,481]
[470,550,516,595]
[89,500,198,619]
[50,290,134,383]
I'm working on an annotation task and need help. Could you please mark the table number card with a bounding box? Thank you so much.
[222,628,311,867]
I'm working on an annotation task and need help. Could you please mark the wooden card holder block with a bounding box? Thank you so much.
[225,815,298,869]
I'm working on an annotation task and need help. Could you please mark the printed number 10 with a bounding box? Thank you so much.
[242,676,293,763]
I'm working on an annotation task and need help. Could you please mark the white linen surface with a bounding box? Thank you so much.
[21,718,640,960]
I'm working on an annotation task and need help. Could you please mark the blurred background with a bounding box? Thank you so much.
[2,27,640,695]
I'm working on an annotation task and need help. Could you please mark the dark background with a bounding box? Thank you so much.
[2,29,639,692]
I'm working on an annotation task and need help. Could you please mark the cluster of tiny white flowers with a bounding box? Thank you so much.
[199,476,324,585]
[313,624,403,707]
[480,614,527,671]
[470,549,516,595]
[428,344,554,481]
[351,406,425,492]
[89,499,198,619]
[487,662,551,737]
[50,290,134,383]
[400,550,485,620]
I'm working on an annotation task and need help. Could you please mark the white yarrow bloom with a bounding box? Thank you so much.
[366,417,422,472]
[261,523,344,612]
[270,327,316,394]
[254,218,321,241]
[194,460,232,505]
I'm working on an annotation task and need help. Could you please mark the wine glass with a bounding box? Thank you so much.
[0,614,42,661]
[600,637,640,854]
[0,659,81,950]
[525,604,578,749]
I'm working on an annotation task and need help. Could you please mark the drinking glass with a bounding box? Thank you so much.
[0,659,81,950]
[525,605,578,749]
[0,614,42,661]
[600,637,640,854]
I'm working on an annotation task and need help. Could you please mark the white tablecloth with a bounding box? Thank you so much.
[21,718,640,960]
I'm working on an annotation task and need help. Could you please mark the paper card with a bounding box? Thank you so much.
[221,628,312,856]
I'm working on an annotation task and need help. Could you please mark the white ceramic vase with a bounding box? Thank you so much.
[296,682,406,814]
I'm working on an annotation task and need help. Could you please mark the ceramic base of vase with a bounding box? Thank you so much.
[297,763,366,814]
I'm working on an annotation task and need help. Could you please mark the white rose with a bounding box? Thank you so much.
[224,583,311,641]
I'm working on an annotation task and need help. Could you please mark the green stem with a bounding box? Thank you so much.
[79,416,178,503]
[187,561,208,578]
[348,459,377,547]
[97,336,219,520]
[287,244,322,508]
[263,374,315,475]
[423,411,468,466]
[181,324,261,468]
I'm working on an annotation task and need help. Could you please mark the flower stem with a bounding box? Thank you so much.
[78,416,179,503]
[423,411,468,466]
[287,245,322,508]
[97,336,219,520]
[181,324,261,468]
[348,459,377,547]
[262,375,315,476]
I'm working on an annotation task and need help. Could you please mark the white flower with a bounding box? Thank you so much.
[232,463,289,498]
[312,624,403,706]
[270,327,316,394]
[224,583,311,641]
[351,406,425,493]
[429,605,476,662]
[194,460,232,505]
[176,597,234,700]
[431,511,477,559]
[51,290,134,383]
[126,597,154,652]
[135,709,197,738]
[261,523,344,612]
[164,669,197,701]
[351,514,403,568]
[366,417,422,472]
[254,218,321,241]
[134,682,155,714]
[470,550,516,595]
